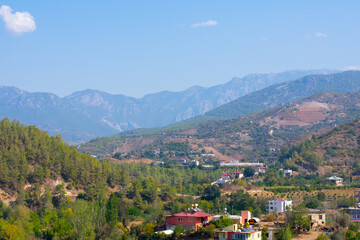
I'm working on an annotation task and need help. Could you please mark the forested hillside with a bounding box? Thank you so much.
[0,118,273,239]
[279,117,360,173]
[0,118,112,192]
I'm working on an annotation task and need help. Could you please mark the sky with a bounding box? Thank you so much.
[1,1,360,98]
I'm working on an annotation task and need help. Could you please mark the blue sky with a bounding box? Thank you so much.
[1,1,360,98]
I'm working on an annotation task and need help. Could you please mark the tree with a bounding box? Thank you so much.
[105,193,118,226]
[317,192,326,201]
[285,206,310,232]
[315,233,330,240]
[70,200,96,240]
[331,227,346,240]
[244,167,255,178]
[172,225,184,239]
[205,224,216,237]
[306,198,321,209]
[52,183,67,207]
[262,227,268,240]
[275,224,292,240]
[203,185,221,201]
[214,216,234,229]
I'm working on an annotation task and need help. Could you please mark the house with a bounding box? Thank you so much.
[346,208,360,222]
[217,226,262,240]
[328,176,343,186]
[189,160,199,167]
[268,198,292,213]
[241,210,252,224]
[283,169,293,176]
[308,209,326,229]
[213,211,251,225]
[231,172,243,179]
[201,153,215,157]
[153,161,164,166]
[165,210,212,231]
[256,166,267,174]
[216,173,232,184]
[220,162,264,167]
[230,160,239,163]
[202,164,214,168]
[178,159,187,164]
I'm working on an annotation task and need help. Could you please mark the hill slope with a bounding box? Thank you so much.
[79,91,360,161]
[278,117,360,174]
[204,71,360,119]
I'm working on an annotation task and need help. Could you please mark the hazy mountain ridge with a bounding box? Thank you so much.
[0,69,337,143]
[205,71,360,119]
[79,91,360,160]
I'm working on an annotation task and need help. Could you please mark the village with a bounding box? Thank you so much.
[144,164,358,240]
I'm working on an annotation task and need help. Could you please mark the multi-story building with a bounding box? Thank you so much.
[308,209,326,229]
[347,208,360,222]
[268,198,292,213]
[165,209,212,231]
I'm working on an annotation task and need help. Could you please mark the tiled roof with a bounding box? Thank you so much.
[172,211,212,217]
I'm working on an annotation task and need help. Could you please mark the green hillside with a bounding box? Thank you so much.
[279,117,360,173]
[0,118,238,239]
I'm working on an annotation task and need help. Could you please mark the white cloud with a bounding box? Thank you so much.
[315,32,327,38]
[191,20,218,28]
[260,37,268,41]
[0,5,36,35]
[343,65,360,71]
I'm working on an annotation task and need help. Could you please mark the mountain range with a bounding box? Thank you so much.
[79,90,360,161]
[0,69,335,143]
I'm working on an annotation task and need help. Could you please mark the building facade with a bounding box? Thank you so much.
[165,210,212,231]
[218,227,262,240]
[347,208,360,222]
[308,209,326,229]
[268,198,292,213]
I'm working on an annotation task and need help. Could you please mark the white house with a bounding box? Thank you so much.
[283,169,293,176]
[328,176,343,186]
[268,198,292,213]
[216,173,233,184]
[189,160,199,167]
[257,166,267,174]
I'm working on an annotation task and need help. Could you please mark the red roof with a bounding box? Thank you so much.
[173,211,212,217]
[276,198,284,201]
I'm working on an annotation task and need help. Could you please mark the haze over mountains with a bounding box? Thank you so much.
[0,69,341,143]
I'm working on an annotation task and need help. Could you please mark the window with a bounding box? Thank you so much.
[188,217,193,222]
[319,215,323,220]
[178,217,182,222]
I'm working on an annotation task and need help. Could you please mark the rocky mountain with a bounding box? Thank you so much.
[204,71,360,119]
[0,69,334,143]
